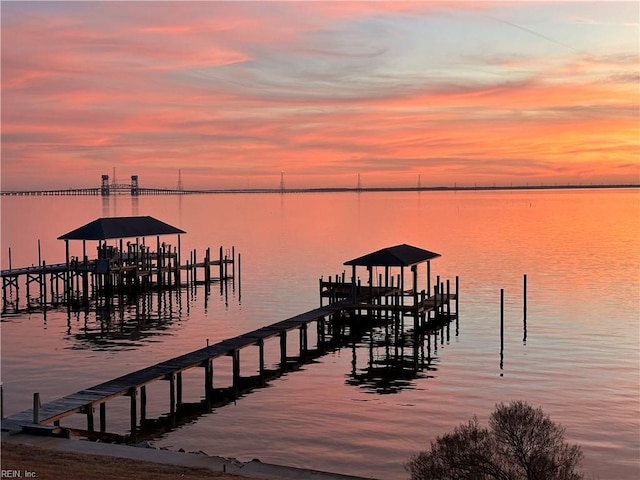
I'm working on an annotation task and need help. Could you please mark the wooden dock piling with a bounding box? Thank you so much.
[32,393,40,424]
[523,274,527,321]
[500,288,505,352]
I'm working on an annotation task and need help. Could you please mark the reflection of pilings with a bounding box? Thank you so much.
[346,315,456,394]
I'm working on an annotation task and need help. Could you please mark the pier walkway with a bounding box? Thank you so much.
[1,288,456,438]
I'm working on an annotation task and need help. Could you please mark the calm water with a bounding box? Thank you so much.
[1,189,639,479]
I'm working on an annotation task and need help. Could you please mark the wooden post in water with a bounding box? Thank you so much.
[280,331,287,372]
[32,392,40,424]
[87,405,94,432]
[129,387,137,436]
[169,374,176,417]
[174,246,180,286]
[64,240,71,301]
[300,324,308,359]
[205,248,211,283]
[42,261,47,306]
[219,246,223,281]
[193,249,197,284]
[156,236,162,289]
[177,234,182,281]
[232,349,240,391]
[523,274,528,343]
[232,246,236,280]
[412,265,418,313]
[204,359,213,404]
[500,288,505,352]
[258,340,265,383]
[176,372,183,407]
[140,385,147,422]
[317,318,325,351]
[99,402,106,432]
[434,284,439,318]
[523,274,527,321]
[238,253,242,296]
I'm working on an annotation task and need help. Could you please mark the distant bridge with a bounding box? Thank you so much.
[1,174,638,196]
[1,175,189,196]
[0,186,192,196]
[0,186,190,196]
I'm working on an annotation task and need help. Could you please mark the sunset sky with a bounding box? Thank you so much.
[1,1,638,190]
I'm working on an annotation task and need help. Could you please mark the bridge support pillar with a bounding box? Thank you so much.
[131,175,139,196]
[101,175,110,196]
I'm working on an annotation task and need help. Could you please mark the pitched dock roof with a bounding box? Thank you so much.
[344,244,440,267]
[58,216,185,240]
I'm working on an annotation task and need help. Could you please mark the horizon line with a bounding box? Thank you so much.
[1,183,639,196]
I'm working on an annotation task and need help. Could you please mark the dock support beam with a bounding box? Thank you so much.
[299,324,308,359]
[204,359,213,404]
[140,385,147,422]
[32,393,40,424]
[176,372,183,408]
[456,276,459,314]
[129,387,137,436]
[500,288,505,371]
[258,340,265,382]
[232,349,240,390]
[280,331,287,372]
[87,405,94,431]
[100,402,106,432]
[523,274,527,322]
[169,374,176,417]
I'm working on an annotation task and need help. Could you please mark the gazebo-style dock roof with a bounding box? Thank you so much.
[56,216,187,278]
[58,216,185,241]
[344,244,440,268]
[344,243,441,296]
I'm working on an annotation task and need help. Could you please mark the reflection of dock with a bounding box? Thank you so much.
[1,244,459,443]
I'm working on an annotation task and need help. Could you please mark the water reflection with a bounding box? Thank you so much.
[346,315,455,394]
[65,290,182,351]
[125,308,459,443]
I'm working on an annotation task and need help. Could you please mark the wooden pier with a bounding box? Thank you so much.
[1,244,458,442]
[1,216,238,312]
[1,284,457,440]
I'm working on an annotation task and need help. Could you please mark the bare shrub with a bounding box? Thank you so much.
[406,401,583,480]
